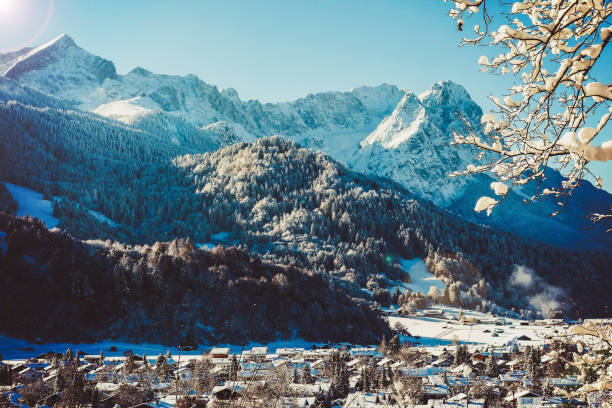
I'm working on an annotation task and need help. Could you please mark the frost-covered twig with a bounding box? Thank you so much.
[442,0,612,224]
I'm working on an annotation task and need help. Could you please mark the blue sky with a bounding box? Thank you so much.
[1,0,611,190]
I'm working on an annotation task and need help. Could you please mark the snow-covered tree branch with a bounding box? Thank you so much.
[443,0,612,222]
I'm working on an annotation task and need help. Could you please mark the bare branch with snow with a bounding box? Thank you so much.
[443,0,612,223]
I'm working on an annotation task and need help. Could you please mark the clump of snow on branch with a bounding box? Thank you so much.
[444,0,612,222]
[474,196,498,215]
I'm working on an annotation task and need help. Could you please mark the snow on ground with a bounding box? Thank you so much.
[211,231,230,240]
[292,126,375,164]
[197,231,233,250]
[394,258,445,294]
[1,181,59,228]
[387,305,561,347]
[92,96,158,124]
[88,209,118,228]
[0,335,326,360]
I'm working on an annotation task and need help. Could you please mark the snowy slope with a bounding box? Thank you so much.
[351,82,482,206]
[399,258,445,294]
[1,182,59,228]
[2,34,117,104]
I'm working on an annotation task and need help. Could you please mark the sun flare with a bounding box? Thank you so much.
[0,0,16,17]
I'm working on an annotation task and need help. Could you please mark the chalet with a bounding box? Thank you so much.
[303,349,334,360]
[471,353,487,363]
[243,347,269,361]
[424,384,449,399]
[212,383,247,400]
[499,374,522,387]
[450,364,477,378]
[430,356,453,368]
[212,358,232,370]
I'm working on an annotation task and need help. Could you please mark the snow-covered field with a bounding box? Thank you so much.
[0,335,322,360]
[387,305,561,347]
[2,181,59,228]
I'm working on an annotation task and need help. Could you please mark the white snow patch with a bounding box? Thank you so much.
[211,231,230,241]
[388,305,561,347]
[0,335,326,360]
[88,209,118,228]
[399,258,445,294]
[2,182,59,228]
[93,96,158,124]
[196,243,217,250]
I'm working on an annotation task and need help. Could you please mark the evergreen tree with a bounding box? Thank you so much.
[54,370,66,392]
[485,347,498,377]
[91,388,100,408]
[454,346,463,366]
[229,354,239,381]
[292,367,299,384]
[389,335,401,355]
[300,364,313,384]
[379,334,388,355]
[155,354,172,381]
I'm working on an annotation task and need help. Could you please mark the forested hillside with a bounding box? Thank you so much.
[0,94,609,318]
[174,137,612,317]
[0,213,386,344]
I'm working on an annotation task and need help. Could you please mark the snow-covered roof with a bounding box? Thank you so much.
[379,358,394,366]
[504,389,542,402]
[209,347,230,355]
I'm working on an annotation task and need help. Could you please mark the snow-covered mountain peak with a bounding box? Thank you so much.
[418,80,482,133]
[46,33,77,48]
[2,33,117,100]
[351,84,483,206]
[361,90,426,148]
[418,80,471,103]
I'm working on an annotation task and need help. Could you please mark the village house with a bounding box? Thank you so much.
[209,348,231,359]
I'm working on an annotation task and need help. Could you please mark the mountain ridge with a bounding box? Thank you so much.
[0,34,610,250]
